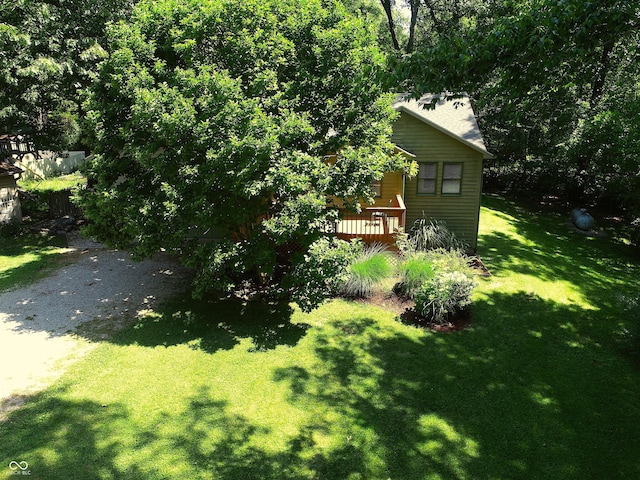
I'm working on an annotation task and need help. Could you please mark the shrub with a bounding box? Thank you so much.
[414,270,477,324]
[0,218,23,238]
[342,243,395,298]
[423,248,475,276]
[396,252,436,299]
[403,216,467,253]
[287,237,363,312]
[394,226,411,254]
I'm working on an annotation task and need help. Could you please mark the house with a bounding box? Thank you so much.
[335,93,493,251]
[0,159,23,223]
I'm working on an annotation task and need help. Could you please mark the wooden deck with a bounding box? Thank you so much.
[334,194,406,246]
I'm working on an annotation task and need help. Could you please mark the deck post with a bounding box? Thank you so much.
[396,194,406,230]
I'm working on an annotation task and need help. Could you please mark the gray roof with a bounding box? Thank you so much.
[392,93,493,158]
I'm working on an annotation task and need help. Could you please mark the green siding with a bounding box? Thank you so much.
[391,112,483,249]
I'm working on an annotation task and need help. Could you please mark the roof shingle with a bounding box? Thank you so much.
[392,93,493,158]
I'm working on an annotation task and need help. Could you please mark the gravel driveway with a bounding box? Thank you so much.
[0,234,192,417]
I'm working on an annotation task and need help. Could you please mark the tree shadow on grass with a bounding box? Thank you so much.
[110,294,310,354]
[168,387,368,479]
[479,195,640,318]
[0,387,168,480]
[3,293,639,479]
[273,293,640,479]
[0,383,364,480]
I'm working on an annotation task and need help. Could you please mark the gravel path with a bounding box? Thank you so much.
[0,234,192,417]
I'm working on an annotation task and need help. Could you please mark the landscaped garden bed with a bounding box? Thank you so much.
[314,216,487,332]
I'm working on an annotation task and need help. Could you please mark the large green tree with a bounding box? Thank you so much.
[79,0,410,305]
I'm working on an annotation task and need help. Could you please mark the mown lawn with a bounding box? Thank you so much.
[17,171,86,195]
[0,234,69,292]
[1,171,83,292]
[1,194,639,479]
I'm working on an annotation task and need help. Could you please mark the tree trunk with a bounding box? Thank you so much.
[380,0,401,51]
[590,37,615,108]
[406,0,420,53]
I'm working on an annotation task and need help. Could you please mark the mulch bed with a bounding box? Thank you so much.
[355,290,473,333]
[353,255,490,332]
[399,307,472,332]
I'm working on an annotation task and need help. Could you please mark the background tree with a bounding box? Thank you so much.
[79,0,410,306]
[388,0,640,241]
[0,0,133,151]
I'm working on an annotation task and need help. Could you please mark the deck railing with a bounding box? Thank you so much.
[334,194,406,246]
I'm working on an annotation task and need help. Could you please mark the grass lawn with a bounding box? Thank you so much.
[17,172,86,194]
[1,194,640,479]
[0,234,69,292]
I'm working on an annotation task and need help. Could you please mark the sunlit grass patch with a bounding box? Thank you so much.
[0,234,70,291]
[18,172,86,194]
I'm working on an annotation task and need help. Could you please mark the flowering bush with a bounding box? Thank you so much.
[414,270,476,324]
[287,237,363,312]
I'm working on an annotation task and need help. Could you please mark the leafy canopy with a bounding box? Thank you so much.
[79,0,410,304]
[388,0,640,235]
[0,0,133,151]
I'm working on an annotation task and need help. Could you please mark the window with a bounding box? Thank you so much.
[417,163,437,194]
[371,179,382,197]
[442,163,462,194]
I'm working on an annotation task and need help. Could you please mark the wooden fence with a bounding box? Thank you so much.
[48,189,83,218]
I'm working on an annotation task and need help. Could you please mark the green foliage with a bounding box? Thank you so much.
[396,251,435,299]
[405,248,475,322]
[78,0,410,307]
[396,218,473,304]
[423,248,475,276]
[341,242,395,298]
[0,217,23,238]
[403,215,467,253]
[564,89,640,214]
[287,237,363,312]
[414,270,476,324]
[392,0,640,234]
[0,0,132,150]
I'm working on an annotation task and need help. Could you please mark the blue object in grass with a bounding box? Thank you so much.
[571,208,594,231]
